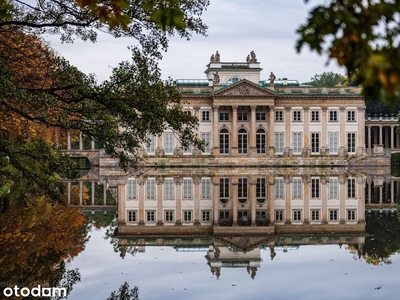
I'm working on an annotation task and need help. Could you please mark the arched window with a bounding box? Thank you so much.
[256,128,266,154]
[219,128,230,154]
[238,128,248,154]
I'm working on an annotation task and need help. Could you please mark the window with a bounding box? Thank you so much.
[146,178,155,199]
[275,178,284,199]
[219,178,230,204]
[275,133,284,153]
[202,210,211,222]
[201,110,210,122]
[238,178,248,204]
[183,210,192,222]
[238,211,248,221]
[164,178,174,200]
[238,128,248,154]
[311,110,320,122]
[293,210,302,221]
[311,178,320,199]
[347,110,356,121]
[347,209,356,221]
[128,210,137,222]
[311,209,320,221]
[127,179,137,200]
[201,133,211,153]
[275,210,284,221]
[329,132,338,153]
[293,133,302,154]
[146,134,155,154]
[329,110,338,122]
[219,210,230,220]
[256,178,266,203]
[219,111,229,121]
[311,132,320,153]
[256,111,266,121]
[293,178,302,199]
[219,129,230,154]
[201,178,211,199]
[256,128,266,154]
[329,177,338,199]
[164,133,174,154]
[165,210,174,222]
[347,132,356,153]
[256,210,267,220]
[238,112,248,121]
[329,209,338,221]
[348,178,356,198]
[183,178,192,199]
[275,110,284,122]
[293,110,302,122]
[146,210,155,222]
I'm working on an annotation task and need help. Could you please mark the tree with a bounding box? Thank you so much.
[302,71,348,87]
[297,0,400,107]
[107,282,139,300]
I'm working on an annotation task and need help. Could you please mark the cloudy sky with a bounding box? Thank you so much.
[49,0,345,84]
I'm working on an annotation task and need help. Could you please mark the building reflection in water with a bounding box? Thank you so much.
[65,167,400,279]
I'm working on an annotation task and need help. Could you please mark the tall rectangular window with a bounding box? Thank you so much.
[128,211,137,222]
[329,110,338,122]
[347,209,356,221]
[238,112,248,121]
[311,110,320,122]
[348,178,356,198]
[275,133,284,153]
[256,178,266,203]
[311,132,320,153]
[183,178,192,199]
[201,110,210,122]
[311,209,320,221]
[329,132,338,153]
[202,210,211,222]
[329,209,338,221]
[293,210,302,221]
[127,179,137,200]
[293,110,302,122]
[293,133,302,153]
[275,178,284,199]
[146,134,155,154]
[311,178,320,199]
[165,210,174,222]
[329,177,338,199]
[201,133,211,153]
[146,178,155,199]
[347,132,356,153]
[146,210,155,222]
[275,110,284,122]
[256,111,266,121]
[256,129,266,154]
[201,178,211,199]
[183,210,192,222]
[164,133,174,154]
[220,178,230,203]
[238,178,248,203]
[275,210,284,221]
[293,178,302,199]
[164,178,174,200]
[219,111,229,121]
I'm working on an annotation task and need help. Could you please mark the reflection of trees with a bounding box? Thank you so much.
[107,282,139,300]
[0,198,87,297]
[348,212,400,265]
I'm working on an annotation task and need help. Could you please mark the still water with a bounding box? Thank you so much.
[2,166,400,299]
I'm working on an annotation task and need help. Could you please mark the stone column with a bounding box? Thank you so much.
[174,177,182,225]
[268,106,275,155]
[368,126,371,149]
[212,106,219,155]
[138,179,145,225]
[339,107,346,155]
[339,176,346,223]
[303,107,310,154]
[357,176,366,222]
[156,134,163,156]
[118,184,126,224]
[303,177,310,223]
[385,126,389,148]
[321,107,328,154]
[249,178,257,226]
[250,106,256,155]
[67,133,71,150]
[213,177,220,225]
[379,186,383,204]
[79,182,83,205]
[284,176,291,223]
[79,132,83,150]
[391,181,395,203]
[232,177,238,225]
[156,177,164,226]
[67,182,71,204]
[231,106,238,155]
[379,126,383,145]
[284,107,291,155]
[91,182,95,205]
[321,177,328,223]
[357,107,365,154]
[391,126,395,149]
[193,176,201,225]
[367,181,371,203]
[268,177,275,225]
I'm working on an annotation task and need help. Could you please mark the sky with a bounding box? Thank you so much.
[48,0,346,84]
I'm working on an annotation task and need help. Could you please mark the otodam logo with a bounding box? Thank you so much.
[2,285,67,298]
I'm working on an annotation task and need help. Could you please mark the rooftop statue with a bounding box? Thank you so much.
[269,71,276,85]
[215,51,220,62]
[213,71,220,84]
[210,54,215,62]
[250,50,257,62]
[246,54,250,63]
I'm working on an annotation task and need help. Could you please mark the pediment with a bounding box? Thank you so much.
[212,80,276,98]
[215,235,277,252]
